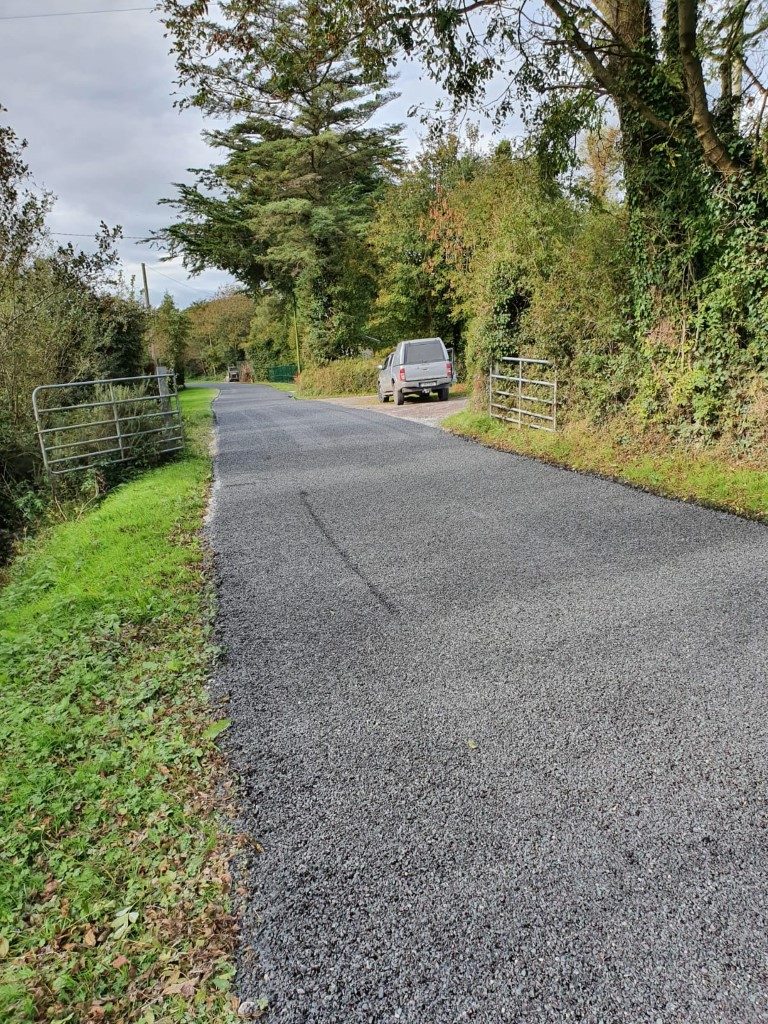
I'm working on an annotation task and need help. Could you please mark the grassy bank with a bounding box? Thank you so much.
[444,410,768,521]
[0,388,240,1023]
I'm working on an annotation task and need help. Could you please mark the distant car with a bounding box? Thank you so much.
[227,366,239,382]
[377,338,452,406]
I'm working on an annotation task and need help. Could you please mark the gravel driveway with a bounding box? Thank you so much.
[315,390,469,426]
[209,383,768,1024]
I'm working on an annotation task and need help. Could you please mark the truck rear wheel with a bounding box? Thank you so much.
[395,387,404,406]
[438,387,449,401]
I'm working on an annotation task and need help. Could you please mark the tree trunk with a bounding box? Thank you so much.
[678,0,741,176]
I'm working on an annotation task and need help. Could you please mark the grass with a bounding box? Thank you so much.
[0,388,243,1024]
[444,410,768,520]
[254,380,295,393]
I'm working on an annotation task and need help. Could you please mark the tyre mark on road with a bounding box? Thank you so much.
[298,489,398,615]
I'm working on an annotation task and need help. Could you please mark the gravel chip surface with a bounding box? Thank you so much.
[208,383,768,1024]
[318,391,469,426]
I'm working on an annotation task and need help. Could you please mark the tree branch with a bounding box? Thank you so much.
[678,0,742,175]
[543,0,681,137]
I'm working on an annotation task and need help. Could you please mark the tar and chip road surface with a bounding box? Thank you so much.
[207,383,768,1024]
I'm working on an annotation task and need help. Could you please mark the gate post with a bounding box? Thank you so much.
[553,370,558,432]
[109,384,126,461]
[517,359,523,426]
[156,365,174,445]
[31,386,52,482]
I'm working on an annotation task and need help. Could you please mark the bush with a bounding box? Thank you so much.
[295,358,379,396]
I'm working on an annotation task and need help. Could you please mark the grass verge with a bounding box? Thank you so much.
[0,388,241,1024]
[254,380,295,393]
[444,410,768,521]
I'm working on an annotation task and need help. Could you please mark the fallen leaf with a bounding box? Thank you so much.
[83,928,97,948]
[0,936,9,958]
[112,955,129,969]
[202,718,231,741]
[163,978,194,997]
[467,738,479,750]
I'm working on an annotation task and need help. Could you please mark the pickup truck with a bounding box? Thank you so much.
[377,338,452,405]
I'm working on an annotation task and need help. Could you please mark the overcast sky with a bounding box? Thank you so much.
[0,1,497,307]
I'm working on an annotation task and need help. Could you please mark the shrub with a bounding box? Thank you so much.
[295,358,379,396]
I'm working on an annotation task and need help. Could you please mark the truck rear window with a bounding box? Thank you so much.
[403,340,445,363]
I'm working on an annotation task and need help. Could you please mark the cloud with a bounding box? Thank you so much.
[1,1,231,306]
[1,2,520,306]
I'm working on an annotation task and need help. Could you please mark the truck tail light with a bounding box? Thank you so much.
[446,361,453,377]
[398,367,406,381]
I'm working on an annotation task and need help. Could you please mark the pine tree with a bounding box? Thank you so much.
[158,0,403,362]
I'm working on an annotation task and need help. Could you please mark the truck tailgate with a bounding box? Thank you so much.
[404,360,446,382]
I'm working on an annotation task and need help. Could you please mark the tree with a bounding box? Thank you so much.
[158,0,404,362]
[333,0,766,275]
[367,129,476,351]
[319,0,768,432]
[0,113,143,430]
[150,294,191,385]
[186,287,255,376]
[0,108,148,559]
[246,289,296,377]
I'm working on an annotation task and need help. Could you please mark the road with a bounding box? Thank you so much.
[208,383,768,1024]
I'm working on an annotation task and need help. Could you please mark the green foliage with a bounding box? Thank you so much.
[296,357,379,395]
[367,131,474,354]
[244,291,294,377]
[158,0,403,365]
[385,139,634,421]
[0,389,238,1024]
[0,111,150,561]
[150,293,190,386]
[371,128,767,442]
[186,287,255,377]
[157,3,768,445]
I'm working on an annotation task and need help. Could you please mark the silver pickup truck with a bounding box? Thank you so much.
[377,338,452,405]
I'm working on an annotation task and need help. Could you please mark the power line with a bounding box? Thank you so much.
[0,6,155,21]
[145,264,216,294]
[50,231,148,239]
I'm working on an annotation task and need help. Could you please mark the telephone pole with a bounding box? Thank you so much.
[141,263,158,366]
[140,262,151,309]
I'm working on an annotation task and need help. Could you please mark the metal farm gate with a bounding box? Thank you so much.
[267,363,298,382]
[32,373,184,480]
[489,357,558,432]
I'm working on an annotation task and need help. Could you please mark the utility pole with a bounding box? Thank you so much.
[141,263,159,367]
[140,262,151,309]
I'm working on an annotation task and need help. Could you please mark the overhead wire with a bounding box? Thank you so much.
[0,3,219,20]
[145,264,217,294]
[50,231,148,239]
[0,6,155,21]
